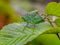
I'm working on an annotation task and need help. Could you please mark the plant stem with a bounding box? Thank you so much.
[46,14,57,28]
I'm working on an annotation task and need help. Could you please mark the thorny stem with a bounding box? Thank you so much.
[45,14,58,28]
[44,14,60,39]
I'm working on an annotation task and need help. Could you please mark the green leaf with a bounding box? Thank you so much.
[46,2,57,14]
[43,27,60,34]
[46,2,60,16]
[55,18,60,27]
[22,11,44,24]
[29,34,60,45]
[0,22,52,45]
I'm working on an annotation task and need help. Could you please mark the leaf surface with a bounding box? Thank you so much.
[0,23,52,45]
